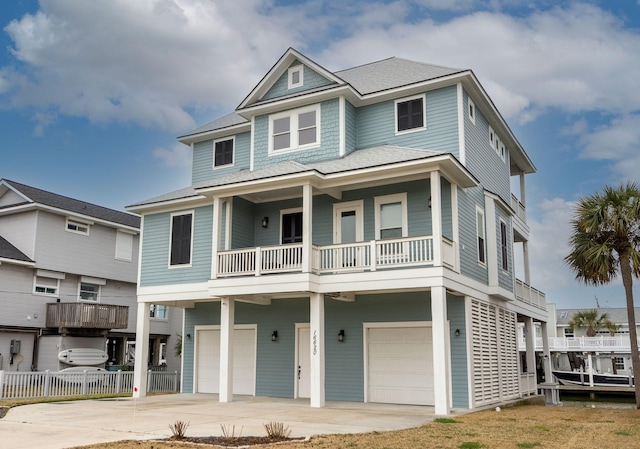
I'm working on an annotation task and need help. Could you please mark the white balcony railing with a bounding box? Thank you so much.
[511,194,526,223]
[518,335,638,352]
[515,279,546,310]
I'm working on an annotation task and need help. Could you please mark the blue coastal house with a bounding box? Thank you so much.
[127,48,549,414]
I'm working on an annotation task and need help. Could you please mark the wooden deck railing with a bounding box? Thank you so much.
[46,302,129,329]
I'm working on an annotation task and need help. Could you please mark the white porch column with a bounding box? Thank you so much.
[524,317,536,384]
[431,286,451,415]
[302,184,313,273]
[132,301,150,398]
[430,172,443,267]
[522,241,531,285]
[211,197,222,279]
[219,297,235,403]
[309,293,325,407]
[540,321,553,382]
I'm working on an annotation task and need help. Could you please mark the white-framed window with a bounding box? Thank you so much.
[500,219,508,272]
[150,304,168,320]
[288,65,304,89]
[395,94,426,134]
[34,276,59,296]
[499,141,506,162]
[614,357,625,370]
[374,193,408,239]
[280,207,303,244]
[115,230,134,261]
[269,104,320,154]
[213,136,234,168]
[468,98,476,124]
[476,207,486,265]
[169,211,194,267]
[564,327,574,338]
[79,282,101,302]
[489,126,495,147]
[66,218,91,235]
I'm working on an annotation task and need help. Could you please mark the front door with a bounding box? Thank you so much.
[281,211,303,244]
[296,325,310,398]
[334,201,364,267]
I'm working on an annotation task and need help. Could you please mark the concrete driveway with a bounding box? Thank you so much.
[0,394,452,449]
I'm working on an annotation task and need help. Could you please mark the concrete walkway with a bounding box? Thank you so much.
[0,394,453,449]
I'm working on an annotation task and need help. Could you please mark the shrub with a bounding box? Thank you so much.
[169,420,189,439]
[264,421,292,439]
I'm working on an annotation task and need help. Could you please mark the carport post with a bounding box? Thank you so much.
[431,285,451,415]
[133,302,151,398]
[309,292,325,407]
[219,297,235,403]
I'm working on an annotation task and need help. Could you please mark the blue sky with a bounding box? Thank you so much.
[1,0,639,309]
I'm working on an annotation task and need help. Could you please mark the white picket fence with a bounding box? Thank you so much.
[0,369,180,400]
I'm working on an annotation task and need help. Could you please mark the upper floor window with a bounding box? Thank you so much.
[150,304,168,319]
[269,104,320,153]
[79,282,101,302]
[374,193,408,239]
[170,212,193,267]
[66,218,90,235]
[395,95,425,134]
[34,275,59,296]
[500,220,509,272]
[214,137,234,168]
[281,209,303,244]
[476,207,486,265]
[288,65,304,89]
[468,98,476,124]
[115,230,134,261]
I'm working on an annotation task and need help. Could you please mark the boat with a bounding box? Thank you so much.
[58,348,108,366]
[552,370,634,387]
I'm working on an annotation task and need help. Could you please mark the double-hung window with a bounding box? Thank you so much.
[214,137,234,168]
[375,193,408,240]
[79,282,100,301]
[395,95,425,133]
[500,220,509,271]
[170,212,193,267]
[476,207,486,265]
[269,105,320,153]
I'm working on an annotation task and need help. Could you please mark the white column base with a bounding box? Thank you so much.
[133,302,150,398]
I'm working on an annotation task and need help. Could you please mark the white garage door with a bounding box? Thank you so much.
[367,325,434,405]
[196,327,256,395]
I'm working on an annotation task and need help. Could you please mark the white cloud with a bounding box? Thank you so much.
[153,143,191,167]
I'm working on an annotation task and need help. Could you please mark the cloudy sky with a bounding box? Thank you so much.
[1,0,639,309]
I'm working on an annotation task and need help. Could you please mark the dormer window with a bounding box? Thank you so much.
[288,65,303,89]
[66,218,91,235]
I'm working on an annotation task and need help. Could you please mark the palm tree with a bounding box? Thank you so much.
[565,182,640,408]
[568,309,609,337]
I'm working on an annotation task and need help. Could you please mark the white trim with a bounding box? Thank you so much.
[33,274,60,297]
[475,206,486,266]
[268,104,321,154]
[213,136,235,169]
[66,217,91,235]
[36,269,65,279]
[224,198,232,251]
[374,192,408,240]
[468,97,476,125]
[457,83,466,166]
[280,207,303,244]
[394,93,426,135]
[115,229,134,262]
[168,210,195,268]
[333,200,364,244]
[80,275,106,285]
[77,280,102,302]
[339,96,346,157]
[250,116,255,171]
[499,218,509,273]
[288,65,304,89]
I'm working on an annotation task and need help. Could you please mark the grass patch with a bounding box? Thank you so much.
[459,442,483,449]
[614,431,632,436]
[434,418,458,424]
[516,443,541,448]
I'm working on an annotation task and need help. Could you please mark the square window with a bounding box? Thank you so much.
[170,212,193,266]
[396,96,425,132]
[214,138,234,167]
[150,304,168,319]
[79,282,100,301]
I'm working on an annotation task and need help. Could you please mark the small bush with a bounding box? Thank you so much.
[264,421,292,439]
[220,424,243,438]
[169,420,189,439]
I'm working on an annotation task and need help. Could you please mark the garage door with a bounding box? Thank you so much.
[195,327,256,395]
[367,326,434,405]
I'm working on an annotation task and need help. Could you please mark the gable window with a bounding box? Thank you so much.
[150,304,168,319]
[269,104,320,153]
[288,65,304,89]
[115,230,134,261]
[500,220,509,272]
[34,276,59,296]
[281,210,303,244]
[214,137,234,168]
[468,98,476,124]
[170,212,193,266]
[489,126,495,148]
[79,282,101,302]
[476,207,486,264]
[395,95,425,133]
[375,193,408,239]
[66,218,90,235]
[499,141,506,162]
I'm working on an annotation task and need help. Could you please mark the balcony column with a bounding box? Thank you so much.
[522,241,531,285]
[132,301,150,398]
[309,293,325,407]
[524,317,536,388]
[519,172,526,208]
[430,172,442,266]
[540,321,553,382]
[431,285,451,415]
[211,197,223,280]
[302,183,313,273]
[219,297,235,403]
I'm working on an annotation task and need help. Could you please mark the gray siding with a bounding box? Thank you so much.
[0,330,35,372]
[457,186,489,285]
[0,210,37,259]
[261,61,335,101]
[140,206,212,286]
[191,132,251,185]
[231,197,256,249]
[357,86,459,153]
[344,100,357,155]
[448,294,468,408]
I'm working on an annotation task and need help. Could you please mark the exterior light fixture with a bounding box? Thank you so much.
[454,329,460,337]
[262,217,269,228]
[428,196,432,209]
[186,333,191,339]
[271,330,278,341]
[338,329,345,342]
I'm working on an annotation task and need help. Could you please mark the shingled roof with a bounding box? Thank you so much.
[0,235,34,263]
[0,179,140,229]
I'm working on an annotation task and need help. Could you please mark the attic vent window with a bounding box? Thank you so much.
[288,66,303,89]
[66,218,90,235]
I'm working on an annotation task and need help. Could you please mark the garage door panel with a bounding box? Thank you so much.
[367,326,434,406]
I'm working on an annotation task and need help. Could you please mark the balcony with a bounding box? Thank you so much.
[46,302,129,330]
[518,335,639,352]
[515,279,546,310]
[216,235,456,278]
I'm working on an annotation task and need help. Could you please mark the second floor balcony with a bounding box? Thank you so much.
[46,302,129,330]
[519,335,638,352]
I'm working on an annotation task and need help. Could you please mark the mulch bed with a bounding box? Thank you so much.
[0,407,8,419]
[170,436,307,447]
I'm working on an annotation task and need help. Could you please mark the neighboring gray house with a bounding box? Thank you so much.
[128,48,549,415]
[0,179,181,372]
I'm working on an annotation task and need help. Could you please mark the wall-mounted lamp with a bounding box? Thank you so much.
[262,217,269,228]
[454,329,460,337]
[186,333,191,339]
[271,330,278,342]
[428,196,432,209]
[338,329,345,342]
